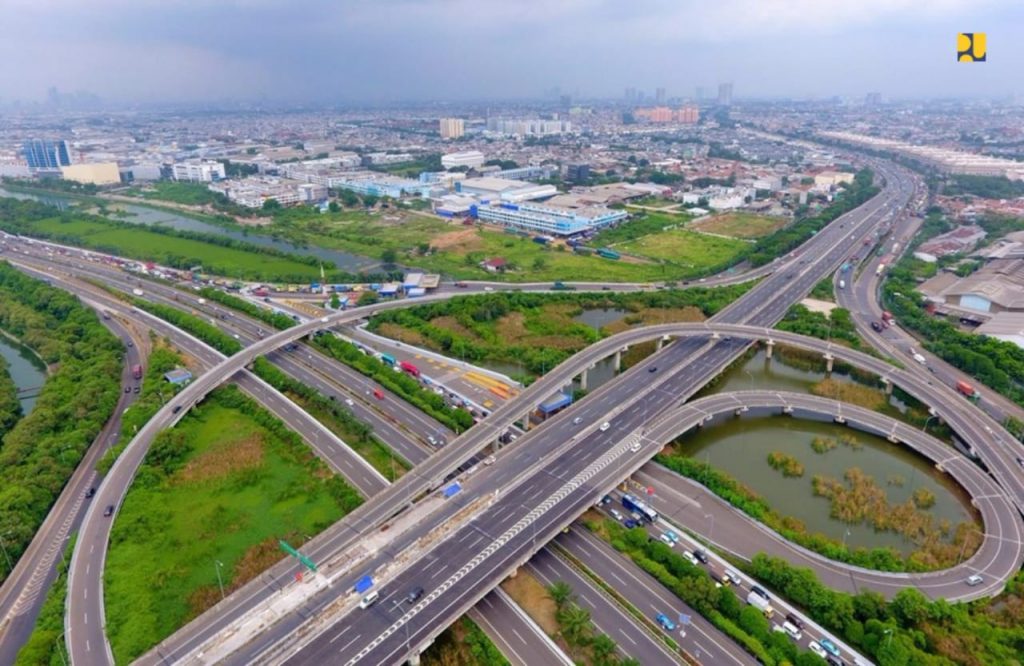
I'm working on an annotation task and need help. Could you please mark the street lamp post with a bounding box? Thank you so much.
[214,560,225,600]
[704,513,716,544]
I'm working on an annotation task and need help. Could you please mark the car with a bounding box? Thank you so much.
[659,534,675,547]
[344,398,354,407]
[870,321,883,332]
[406,586,424,603]
[825,655,845,666]
[103,505,115,517]
[483,456,496,466]
[358,590,379,609]
[1017,457,1024,469]
[809,642,828,659]
[133,386,140,394]
[572,417,583,425]
[692,549,709,564]
[782,621,803,641]
[682,550,699,566]
[85,487,96,499]
[172,405,183,414]
[664,530,679,544]
[966,574,984,586]
[599,421,611,432]
[624,519,639,529]
[601,495,613,505]
[723,569,742,586]
[709,572,724,588]
[610,509,624,521]
[124,386,131,393]
[647,366,657,373]
[819,637,841,657]
[483,287,494,292]
[125,340,134,347]
[655,613,676,631]
[629,441,642,452]
[750,585,770,600]
[785,613,805,631]
[427,435,438,447]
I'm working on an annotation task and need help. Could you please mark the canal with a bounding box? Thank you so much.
[0,333,47,415]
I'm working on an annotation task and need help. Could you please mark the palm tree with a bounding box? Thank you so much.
[559,604,593,646]
[590,633,618,665]
[547,581,573,609]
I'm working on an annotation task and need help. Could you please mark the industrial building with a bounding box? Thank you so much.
[441,150,485,170]
[472,201,627,236]
[60,163,121,185]
[455,177,557,203]
[208,177,327,208]
[172,160,226,182]
[332,173,435,199]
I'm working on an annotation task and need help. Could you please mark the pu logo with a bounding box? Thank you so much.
[958,33,986,62]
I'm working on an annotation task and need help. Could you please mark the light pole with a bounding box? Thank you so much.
[841,527,851,550]
[214,560,225,600]
[704,513,716,544]
[0,532,13,572]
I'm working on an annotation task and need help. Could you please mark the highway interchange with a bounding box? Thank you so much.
[0,152,1022,665]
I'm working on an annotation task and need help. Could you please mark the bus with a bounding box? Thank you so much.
[380,353,396,366]
[621,494,658,523]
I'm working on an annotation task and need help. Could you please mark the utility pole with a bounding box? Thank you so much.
[214,560,225,600]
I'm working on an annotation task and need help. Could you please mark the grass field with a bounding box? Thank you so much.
[616,228,749,267]
[126,181,221,206]
[29,217,321,279]
[104,388,359,664]
[689,212,788,239]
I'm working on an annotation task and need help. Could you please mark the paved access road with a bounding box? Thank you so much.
[0,313,143,665]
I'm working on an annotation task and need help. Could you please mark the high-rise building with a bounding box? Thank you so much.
[695,86,705,101]
[864,92,882,107]
[655,87,666,105]
[439,118,465,140]
[718,82,733,106]
[625,87,636,102]
[22,139,70,170]
[172,160,226,182]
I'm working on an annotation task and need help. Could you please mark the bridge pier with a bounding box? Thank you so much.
[765,339,774,359]
[734,406,749,416]
[881,378,893,395]
[887,433,900,444]
[614,347,627,372]
[579,367,589,391]
[782,405,794,415]
[834,415,846,424]
[522,413,532,431]
[823,353,834,374]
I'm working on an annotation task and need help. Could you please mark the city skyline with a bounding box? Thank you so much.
[0,0,1021,106]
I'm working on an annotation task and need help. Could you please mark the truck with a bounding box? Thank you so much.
[399,361,420,377]
[252,287,269,298]
[132,364,143,380]
[749,590,770,618]
[875,263,886,276]
[747,591,775,618]
[597,248,621,260]
[956,381,980,400]
[881,310,894,323]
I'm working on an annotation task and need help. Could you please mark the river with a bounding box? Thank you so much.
[0,333,46,415]
[0,187,379,273]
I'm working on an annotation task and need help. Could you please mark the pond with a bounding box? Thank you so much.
[0,187,379,273]
[0,332,47,415]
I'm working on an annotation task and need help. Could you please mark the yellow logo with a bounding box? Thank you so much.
[958,33,986,61]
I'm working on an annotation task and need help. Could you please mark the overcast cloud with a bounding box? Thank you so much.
[0,0,1020,104]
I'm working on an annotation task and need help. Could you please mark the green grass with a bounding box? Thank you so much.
[690,212,788,239]
[128,181,221,206]
[616,229,749,266]
[29,217,321,279]
[104,387,360,664]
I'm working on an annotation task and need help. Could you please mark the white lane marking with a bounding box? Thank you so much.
[330,626,352,644]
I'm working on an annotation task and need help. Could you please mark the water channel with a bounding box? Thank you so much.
[0,187,379,273]
[0,333,47,415]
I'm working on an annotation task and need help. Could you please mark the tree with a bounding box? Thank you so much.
[417,242,430,256]
[558,604,593,646]
[532,256,547,271]
[590,633,618,665]
[328,201,340,213]
[380,248,398,265]
[329,293,341,309]
[547,581,573,609]
[262,198,282,211]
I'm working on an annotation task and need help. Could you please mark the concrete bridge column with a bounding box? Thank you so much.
[523,413,532,431]
[656,337,665,351]
[614,346,627,372]
[823,353,834,373]
[881,378,893,395]
[765,339,774,359]
[834,414,846,424]
[887,433,900,443]
[782,405,794,415]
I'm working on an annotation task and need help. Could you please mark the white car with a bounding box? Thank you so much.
[682,551,699,566]
[610,509,624,521]
[809,642,827,659]
[659,533,675,547]
[599,421,611,432]
[483,455,496,466]
[344,398,355,407]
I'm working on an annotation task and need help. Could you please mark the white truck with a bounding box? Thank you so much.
[912,352,927,365]
[747,591,775,618]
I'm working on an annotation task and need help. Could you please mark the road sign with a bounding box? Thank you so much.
[279,540,317,573]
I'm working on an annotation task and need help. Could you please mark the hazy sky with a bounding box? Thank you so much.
[0,0,1021,104]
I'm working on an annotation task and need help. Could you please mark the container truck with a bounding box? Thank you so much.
[746,591,775,618]
[956,381,979,400]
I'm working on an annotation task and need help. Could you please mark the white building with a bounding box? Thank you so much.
[439,118,465,140]
[442,150,486,170]
[172,160,226,183]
